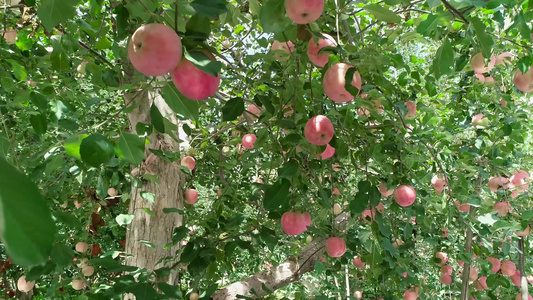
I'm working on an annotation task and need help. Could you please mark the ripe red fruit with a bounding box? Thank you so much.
[486,257,501,272]
[285,0,324,24]
[323,63,362,103]
[325,237,346,257]
[91,244,103,256]
[474,276,488,290]
[501,260,517,276]
[514,68,533,92]
[435,252,448,266]
[242,134,257,149]
[181,156,196,171]
[319,144,335,160]
[511,270,522,286]
[378,182,394,197]
[185,189,198,205]
[304,115,334,146]
[440,273,451,285]
[128,24,182,76]
[71,279,85,290]
[404,101,416,118]
[75,242,88,253]
[353,256,365,268]
[281,211,311,235]
[394,185,416,207]
[3,29,16,45]
[171,50,221,100]
[403,288,418,300]
[17,276,35,292]
[441,228,449,238]
[307,33,337,67]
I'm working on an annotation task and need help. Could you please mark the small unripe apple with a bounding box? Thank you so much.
[221,39,231,48]
[71,279,85,291]
[185,189,198,205]
[306,235,313,243]
[190,292,199,300]
[394,185,416,207]
[82,265,94,277]
[325,237,346,258]
[75,242,89,253]
[472,113,489,128]
[332,203,342,215]
[128,24,182,76]
[17,276,35,293]
[323,63,362,103]
[304,115,334,146]
[181,156,196,171]
[107,187,118,197]
[435,252,448,266]
[3,29,16,45]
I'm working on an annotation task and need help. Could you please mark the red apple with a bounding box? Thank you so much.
[379,183,394,197]
[185,189,198,205]
[319,144,335,160]
[472,113,489,128]
[181,156,196,171]
[469,267,478,282]
[441,265,452,275]
[281,211,310,235]
[431,175,447,195]
[304,115,334,145]
[353,256,365,268]
[271,40,294,62]
[285,0,324,24]
[376,202,385,213]
[394,185,416,207]
[171,50,221,100]
[323,63,362,103]
[435,252,448,266]
[325,237,346,257]
[440,273,451,285]
[474,276,488,290]
[82,265,95,277]
[242,134,257,149]
[471,52,495,74]
[71,279,85,291]
[403,288,418,300]
[190,292,199,300]
[128,24,182,76]
[488,176,508,192]
[516,225,530,237]
[511,270,522,286]
[441,228,449,238]
[361,209,376,222]
[17,276,35,293]
[501,260,516,276]
[514,68,533,92]
[486,257,501,273]
[404,101,416,118]
[75,242,88,253]
[3,29,16,45]
[307,33,337,67]
[493,202,509,217]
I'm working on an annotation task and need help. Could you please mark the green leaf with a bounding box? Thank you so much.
[171,226,190,245]
[125,283,158,299]
[364,4,401,24]
[278,160,299,178]
[259,0,291,34]
[471,17,494,59]
[6,59,27,81]
[29,113,47,135]
[160,83,201,121]
[140,192,155,204]
[349,181,371,214]
[478,213,499,226]
[433,39,454,79]
[157,282,183,298]
[163,207,186,214]
[117,133,145,166]
[222,97,245,121]
[80,133,115,167]
[184,51,222,77]
[263,179,290,211]
[37,0,78,31]
[50,243,75,267]
[185,14,211,42]
[53,211,82,229]
[116,214,134,226]
[191,0,228,17]
[64,134,88,160]
[0,156,56,267]
[416,14,440,36]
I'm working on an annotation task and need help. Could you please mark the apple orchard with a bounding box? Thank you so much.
[2,0,533,299]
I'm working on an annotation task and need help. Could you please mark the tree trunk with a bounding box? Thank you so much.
[123,87,185,299]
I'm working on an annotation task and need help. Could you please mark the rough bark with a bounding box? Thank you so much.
[211,213,350,299]
[123,88,185,299]
[519,237,528,300]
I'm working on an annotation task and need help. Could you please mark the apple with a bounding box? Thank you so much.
[190,292,199,300]
[507,170,529,198]
[392,238,404,248]
[472,113,489,128]
[332,187,340,196]
[74,199,83,208]
[217,189,222,197]
[246,104,262,120]
[470,52,496,74]
[128,23,182,76]
[285,0,324,24]
[516,294,533,300]
[332,203,342,215]
[486,257,501,272]
[181,156,196,171]
[441,265,452,275]
[75,242,89,253]
[403,288,418,300]
[242,134,257,149]
[379,183,394,197]
[306,235,313,243]
[323,63,362,103]
[353,256,365,268]
[281,211,310,235]
[107,187,118,197]
[469,267,478,282]
[514,68,533,92]
[493,202,509,217]
[474,276,488,290]
[17,276,35,293]
[2,29,16,45]
[456,201,471,212]
[82,265,95,277]
[441,228,449,238]
[404,101,416,118]
[353,290,363,299]
[516,225,530,237]
[361,209,375,222]
[325,237,346,257]
[319,144,335,160]
[307,33,337,67]
[185,189,198,205]
[376,202,385,213]
[488,176,508,192]
[171,50,221,100]
[394,185,416,207]
[304,115,334,146]
[440,273,451,285]
[71,279,85,291]
[431,175,446,195]
[511,270,522,286]
[501,260,516,276]
[271,40,294,62]
[435,252,448,266]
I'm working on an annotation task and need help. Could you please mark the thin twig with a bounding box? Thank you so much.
[78,40,114,66]
[441,0,469,24]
